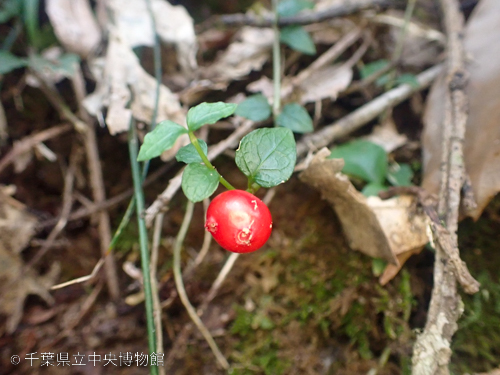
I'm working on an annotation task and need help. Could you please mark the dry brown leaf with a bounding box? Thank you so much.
[203,27,273,83]
[181,26,273,104]
[373,10,444,69]
[83,0,192,137]
[298,64,353,103]
[422,0,500,219]
[364,116,407,153]
[107,0,197,74]
[0,192,37,254]
[46,0,101,58]
[299,149,430,272]
[0,194,59,333]
[84,32,185,136]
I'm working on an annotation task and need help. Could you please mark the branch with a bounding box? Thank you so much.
[411,0,479,373]
[211,0,394,28]
[296,64,442,158]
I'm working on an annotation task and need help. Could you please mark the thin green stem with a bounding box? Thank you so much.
[385,0,417,90]
[188,132,235,190]
[142,0,163,180]
[128,121,158,375]
[173,200,229,369]
[108,198,135,252]
[272,0,281,118]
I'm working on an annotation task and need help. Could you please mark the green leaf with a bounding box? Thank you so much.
[137,120,188,161]
[0,51,28,74]
[0,0,22,23]
[372,258,387,277]
[28,53,80,77]
[395,73,419,88]
[277,0,314,17]
[276,103,313,133]
[360,59,389,80]
[235,94,272,122]
[181,163,220,202]
[235,128,296,188]
[176,139,208,164]
[329,140,388,184]
[387,163,414,186]
[280,26,316,55]
[186,102,237,132]
[362,182,387,197]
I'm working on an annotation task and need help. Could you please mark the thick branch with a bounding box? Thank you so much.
[411,0,478,374]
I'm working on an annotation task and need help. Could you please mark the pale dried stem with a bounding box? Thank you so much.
[0,123,72,175]
[31,67,121,299]
[172,200,229,370]
[72,67,121,301]
[294,27,364,85]
[151,213,165,375]
[165,188,276,369]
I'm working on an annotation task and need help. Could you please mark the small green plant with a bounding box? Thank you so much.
[329,139,414,196]
[137,101,297,252]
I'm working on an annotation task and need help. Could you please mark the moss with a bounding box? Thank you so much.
[451,196,500,373]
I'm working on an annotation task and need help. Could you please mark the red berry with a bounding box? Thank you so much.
[205,190,273,253]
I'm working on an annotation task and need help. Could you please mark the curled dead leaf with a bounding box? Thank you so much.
[46,0,101,58]
[422,0,500,219]
[299,149,430,280]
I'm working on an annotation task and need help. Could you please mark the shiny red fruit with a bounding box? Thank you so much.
[205,190,273,253]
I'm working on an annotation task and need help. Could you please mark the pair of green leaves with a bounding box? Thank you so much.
[137,102,238,162]
[236,94,313,134]
[329,139,414,196]
[278,0,316,55]
[137,102,297,203]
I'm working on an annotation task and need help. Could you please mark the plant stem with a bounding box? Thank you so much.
[385,0,417,90]
[272,0,281,118]
[188,131,235,190]
[173,200,230,369]
[128,121,158,375]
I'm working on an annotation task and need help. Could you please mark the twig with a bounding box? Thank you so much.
[37,162,173,230]
[411,0,478,373]
[49,280,104,347]
[342,61,396,96]
[51,258,105,290]
[27,146,80,268]
[294,27,364,85]
[296,64,443,157]
[72,68,121,301]
[144,119,255,225]
[379,186,479,294]
[0,123,72,175]
[32,68,120,300]
[172,200,229,370]
[210,0,394,28]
